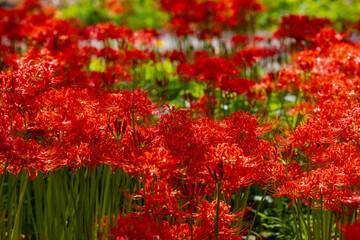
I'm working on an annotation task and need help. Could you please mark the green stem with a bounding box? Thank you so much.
[291,201,302,240]
[190,206,194,240]
[11,173,29,240]
[295,199,309,239]
[26,183,39,240]
[215,182,221,240]
[33,176,45,239]
[246,190,266,239]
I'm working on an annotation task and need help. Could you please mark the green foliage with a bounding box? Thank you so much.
[59,0,111,25]
[89,58,106,72]
[259,0,360,29]
[59,0,169,29]
[252,197,296,239]
[121,0,169,30]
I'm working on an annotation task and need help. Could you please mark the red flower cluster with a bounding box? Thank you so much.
[4,0,360,238]
[274,14,332,50]
[263,26,360,213]
[160,0,264,37]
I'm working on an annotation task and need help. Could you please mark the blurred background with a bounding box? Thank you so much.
[1,0,360,31]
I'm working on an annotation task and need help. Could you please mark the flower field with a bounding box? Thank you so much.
[2,0,360,239]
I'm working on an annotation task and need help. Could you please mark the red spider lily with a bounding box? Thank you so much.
[269,144,353,210]
[175,178,208,206]
[102,88,157,120]
[234,46,275,69]
[284,165,360,211]
[210,0,264,30]
[163,50,186,63]
[219,77,255,95]
[24,18,80,52]
[154,107,204,167]
[0,62,160,175]
[204,143,262,197]
[0,54,64,118]
[0,0,54,41]
[111,182,249,239]
[274,15,332,42]
[258,72,278,94]
[268,100,360,210]
[231,34,250,46]
[29,87,110,167]
[273,36,360,116]
[154,107,219,178]
[83,23,133,42]
[134,147,182,180]
[110,180,182,239]
[88,68,131,89]
[310,27,349,51]
[277,34,359,108]
[341,221,360,240]
[192,200,249,239]
[327,42,360,77]
[105,0,124,15]
[97,47,121,62]
[193,50,211,60]
[124,49,152,66]
[160,0,197,16]
[160,0,263,38]
[160,0,207,37]
[221,111,275,158]
[188,94,218,116]
[108,117,127,141]
[151,107,275,196]
[110,214,174,239]
[177,57,238,86]
[167,17,194,37]
[0,110,67,177]
[131,29,159,46]
[8,46,97,89]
